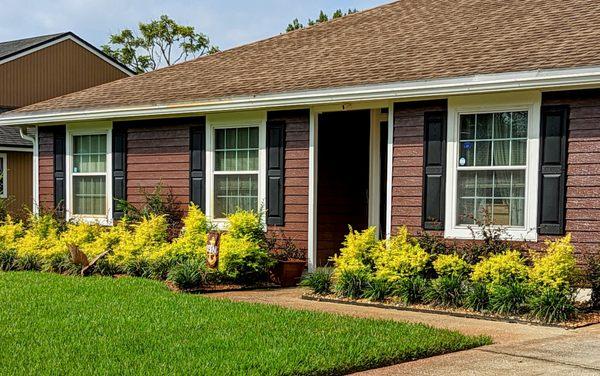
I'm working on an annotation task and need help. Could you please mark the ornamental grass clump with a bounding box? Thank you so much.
[425,276,466,307]
[334,268,371,299]
[300,267,334,295]
[464,283,490,312]
[363,277,394,302]
[528,287,576,323]
[488,282,531,315]
[373,226,429,281]
[393,276,427,305]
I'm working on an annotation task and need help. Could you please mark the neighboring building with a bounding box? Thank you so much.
[1,0,600,267]
[0,32,133,215]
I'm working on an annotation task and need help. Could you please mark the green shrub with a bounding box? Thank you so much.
[433,254,471,279]
[0,249,16,271]
[529,235,577,290]
[333,227,379,276]
[300,267,334,295]
[528,287,576,323]
[14,252,42,271]
[334,268,371,299]
[373,226,429,281]
[226,210,264,242]
[471,250,528,285]
[44,252,81,275]
[363,278,393,302]
[218,234,274,284]
[167,258,204,290]
[393,276,427,305]
[488,282,531,315]
[464,283,490,312]
[425,276,465,307]
[585,254,600,310]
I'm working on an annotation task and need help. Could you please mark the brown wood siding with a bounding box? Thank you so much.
[4,151,32,217]
[542,89,600,261]
[38,127,55,211]
[0,39,128,109]
[391,100,447,235]
[125,121,191,213]
[267,110,310,255]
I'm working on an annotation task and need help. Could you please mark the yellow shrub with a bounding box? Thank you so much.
[373,227,429,281]
[15,214,60,257]
[218,233,273,283]
[471,250,528,285]
[226,210,263,241]
[332,227,379,276]
[529,234,577,289]
[80,221,128,258]
[0,216,25,251]
[109,215,168,269]
[433,254,471,278]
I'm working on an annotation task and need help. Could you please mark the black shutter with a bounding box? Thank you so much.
[190,122,206,212]
[112,126,127,220]
[422,111,447,230]
[53,126,66,218]
[266,119,285,226]
[538,105,569,235]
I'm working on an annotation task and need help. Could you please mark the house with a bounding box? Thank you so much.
[1,0,600,269]
[0,32,133,215]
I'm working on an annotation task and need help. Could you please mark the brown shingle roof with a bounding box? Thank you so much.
[8,0,600,115]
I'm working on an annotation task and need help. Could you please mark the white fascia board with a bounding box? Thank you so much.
[2,65,600,127]
[0,34,133,76]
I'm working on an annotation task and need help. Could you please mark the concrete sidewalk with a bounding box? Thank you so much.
[208,288,600,375]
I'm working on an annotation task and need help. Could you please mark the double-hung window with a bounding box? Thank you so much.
[446,92,541,241]
[456,111,528,226]
[213,127,260,218]
[71,134,108,217]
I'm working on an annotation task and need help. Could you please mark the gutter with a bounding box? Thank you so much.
[19,126,35,144]
[2,66,600,126]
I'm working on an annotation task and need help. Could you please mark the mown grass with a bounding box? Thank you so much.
[0,272,490,375]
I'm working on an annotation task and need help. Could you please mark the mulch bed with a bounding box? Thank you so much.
[165,281,280,294]
[302,293,600,329]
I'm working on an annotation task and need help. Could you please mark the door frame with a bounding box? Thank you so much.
[307,102,394,270]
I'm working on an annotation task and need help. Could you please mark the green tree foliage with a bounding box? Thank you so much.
[286,9,358,32]
[102,15,219,74]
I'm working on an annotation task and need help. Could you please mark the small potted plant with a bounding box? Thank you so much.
[266,232,307,287]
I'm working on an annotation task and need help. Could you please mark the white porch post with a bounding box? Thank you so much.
[385,103,394,239]
[307,108,318,271]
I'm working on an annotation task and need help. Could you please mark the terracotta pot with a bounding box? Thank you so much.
[272,260,306,287]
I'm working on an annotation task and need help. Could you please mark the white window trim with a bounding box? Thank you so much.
[444,91,541,242]
[0,153,7,198]
[66,122,113,225]
[205,111,267,227]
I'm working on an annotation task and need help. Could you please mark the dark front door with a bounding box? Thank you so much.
[317,110,370,265]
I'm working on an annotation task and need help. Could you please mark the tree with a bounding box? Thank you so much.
[286,9,358,32]
[102,15,219,74]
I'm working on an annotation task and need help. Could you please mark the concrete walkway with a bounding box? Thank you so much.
[207,288,600,375]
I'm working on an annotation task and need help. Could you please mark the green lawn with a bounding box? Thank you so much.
[0,272,490,375]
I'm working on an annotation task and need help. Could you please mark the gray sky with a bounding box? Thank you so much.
[1,0,389,51]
